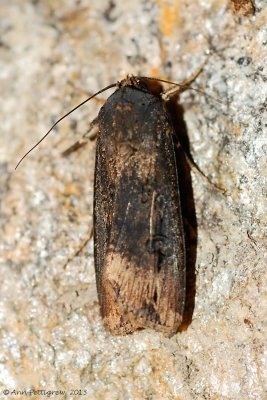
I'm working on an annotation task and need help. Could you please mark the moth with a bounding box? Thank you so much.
[16,73,206,336]
[94,76,186,335]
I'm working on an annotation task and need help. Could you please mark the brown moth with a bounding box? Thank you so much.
[17,73,209,336]
[94,77,185,335]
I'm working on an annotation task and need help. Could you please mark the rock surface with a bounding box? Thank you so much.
[0,1,266,399]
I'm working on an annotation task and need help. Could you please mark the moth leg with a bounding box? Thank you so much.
[162,59,208,100]
[62,227,93,270]
[176,142,226,194]
[82,117,99,141]
[62,117,99,157]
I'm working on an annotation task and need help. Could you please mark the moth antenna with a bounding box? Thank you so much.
[15,83,117,169]
[142,76,225,106]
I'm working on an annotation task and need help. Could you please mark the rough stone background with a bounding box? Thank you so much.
[0,1,266,399]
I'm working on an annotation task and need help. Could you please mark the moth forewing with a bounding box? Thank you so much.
[94,83,185,336]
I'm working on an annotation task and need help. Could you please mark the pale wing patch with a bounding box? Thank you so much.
[101,251,182,335]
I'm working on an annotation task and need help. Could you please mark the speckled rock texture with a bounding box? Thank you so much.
[0,1,266,399]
